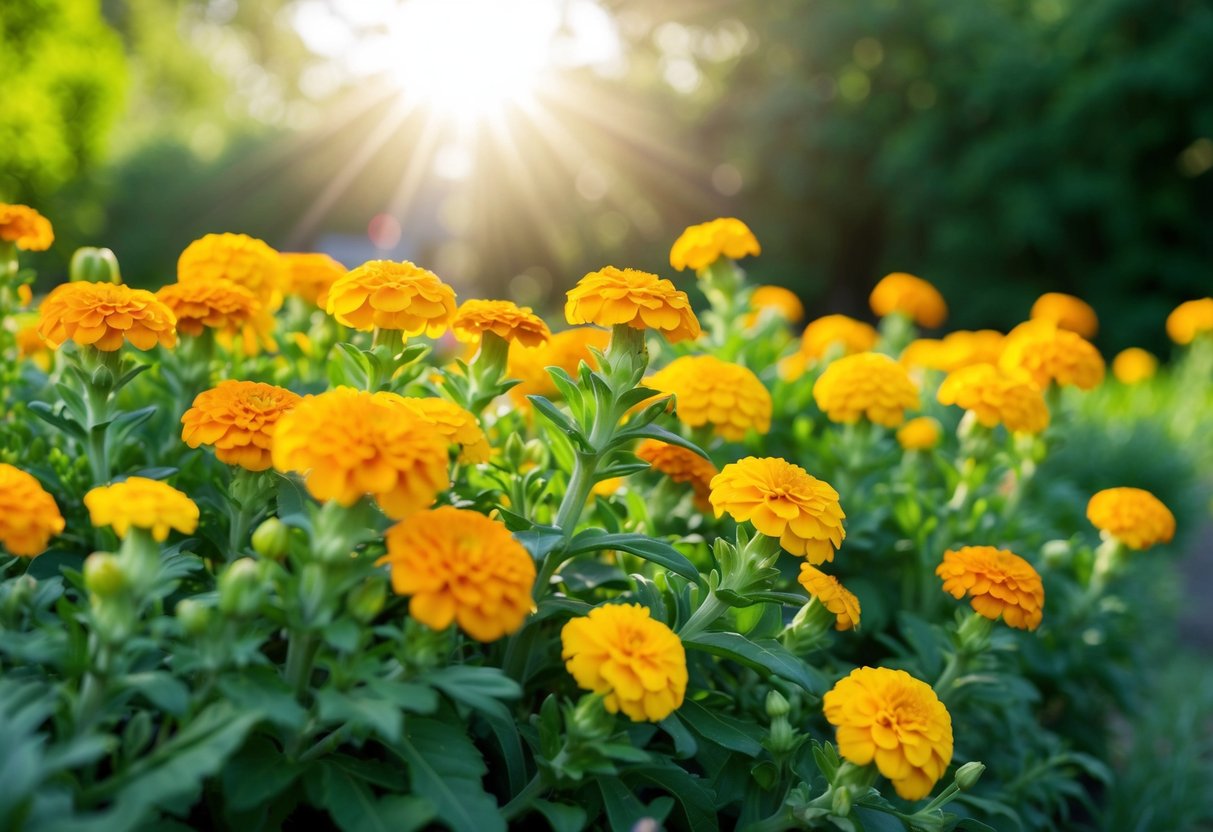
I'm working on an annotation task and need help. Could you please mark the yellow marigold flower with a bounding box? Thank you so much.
[669,217,760,272]
[800,315,879,362]
[748,285,804,324]
[1166,298,1213,345]
[710,457,846,562]
[1030,292,1098,338]
[182,380,302,472]
[84,478,199,542]
[823,667,953,800]
[636,439,719,511]
[647,355,772,440]
[869,272,947,328]
[380,506,535,641]
[272,388,450,519]
[0,203,54,251]
[896,416,942,451]
[178,232,282,308]
[936,546,1045,630]
[1111,347,1158,385]
[565,266,700,343]
[813,352,919,427]
[507,327,609,405]
[38,282,177,352]
[591,477,625,497]
[452,299,550,347]
[937,363,1049,434]
[0,464,65,556]
[1087,487,1176,550]
[281,251,347,307]
[156,279,276,353]
[798,564,861,630]
[15,316,52,371]
[999,319,1105,390]
[561,603,688,722]
[326,260,457,336]
[388,396,492,463]
[900,330,1005,374]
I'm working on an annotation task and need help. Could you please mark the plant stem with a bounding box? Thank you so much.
[284,631,319,696]
[678,590,728,639]
[500,773,545,821]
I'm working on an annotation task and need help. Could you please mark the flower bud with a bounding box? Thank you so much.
[175,598,211,635]
[954,761,986,791]
[503,432,525,468]
[347,578,386,623]
[830,784,852,817]
[765,689,791,719]
[84,552,126,597]
[91,364,115,390]
[766,718,798,755]
[4,574,37,615]
[251,517,290,560]
[70,246,122,284]
[298,562,328,621]
[569,693,615,741]
[218,558,263,617]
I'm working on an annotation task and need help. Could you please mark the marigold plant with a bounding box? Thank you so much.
[388,395,492,463]
[1111,347,1158,385]
[900,330,1005,374]
[896,416,942,451]
[1030,292,1099,338]
[0,464,65,556]
[506,327,608,405]
[280,251,347,307]
[1087,487,1176,550]
[178,233,283,309]
[798,564,861,630]
[936,546,1045,631]
[0,203,54,251]
[564,266,700,342]
[869,272,948,328]
[669,217,760,272]
[748,284,804,323]
[646,355,772,440]
[325,260,457,335]
[813,351,919,427]
[156,279,276,353]
[84,478,200,541]
[1165,297,1213,345]
[635,438,719,510]
[937,363,1050,434]
[38,281,177,351]
[181,380,302,471]
[999,319,1105,390]
[452,299,550,347]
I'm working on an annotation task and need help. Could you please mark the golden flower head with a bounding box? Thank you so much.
[0,464,65,556]
[798,564,861,630]
[869,273,948,328]
[823,667,954,800]
[748,285,804,324]
[565,266,700,343]
[800,315,879,362]
[178,233,283,309]
[452,299,550,347]
[999,319,1105,390]
[507,327,609,405]
[1111,348,1158,385]
[669,217,761,272]
[813,352,920,427]
[272,388,450,519]
[937,363,1049,434]
[0,203,54,251]
[182,380,302,472]
[647,355,772,440]
[388,396,491,463]
[936,546,1045,630]
[896,416,942,451]
[1166,298,1213,345]
[325,260,457,336]
[1030,292,1098,338]
[561,603,688,722]
[900,330,1005,374]
[281,251,347,307]
[84,478,199,542]
[38,281,177,352]
[15,315,52,370]
[380,506,535,641]
[710,457,846,562]
[1086,487,1176,550]
[156,278,275,353]
[636,439,719,511]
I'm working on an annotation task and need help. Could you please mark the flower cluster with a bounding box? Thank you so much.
[565,266,700,342]
[156,279,276,353]
[1166,298,1213,345]
[813,352,919,427]
[669,217,760,272]
[452,299,550,347]
[646,355,772,440]
[0,203,54,251]
[182,381,302,471]
[635,439,719,510]
[937,363,1049,434]
[798,564,861,630]
[0,464,64,556]
[937,546,1045,631]
[1086,487,1176,550]
[999,319,1105,390]
[178,233,283,309]
[39,281,177,352]
[326,260,457,335]
[281,251,347,307]
[84,478,199,541]
[869,272,948,327]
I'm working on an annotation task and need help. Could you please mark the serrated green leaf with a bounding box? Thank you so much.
[683,632,825,693]
[392,718,504,832]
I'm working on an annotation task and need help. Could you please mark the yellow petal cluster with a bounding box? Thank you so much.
[1086,487,1176,550]
[896,416,942,451]
[38,282,177,352]
[1030,292,1098,338]
[936,363,1049,434]
[999,319,1105,390]
[281,252,347,307]
[507,328,609,405]
[178,233,283,309]
[84,478,199,541]
[1165,298,1213,345]
[647,355,772,440]
[636,439,719,511]
[0,464,65,556]
[900,330,1005,374]
[389,396,492,463]
[798,564,861,630]
[452,299,550,347]
[565,266,700,343]
[669,217,760,272]
[936,546,1045,630]
[1111,348,1158,385]
[800,315,879,362]
[813,352,919,427]
[0,203,54,251]
[748,285,804,324]
[325,260,457,336]
[182,381,302,472]
[869,273,947,328]
[156,279,276,353]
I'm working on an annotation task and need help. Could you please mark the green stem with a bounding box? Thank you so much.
[85,381,112,485]
[284,631,319,696]
[75,637,111,732]
[500,773,546,821]
[678,590,728,639]
[933,652,962,699]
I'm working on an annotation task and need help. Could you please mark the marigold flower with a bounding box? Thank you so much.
[452,299,550,347]
[565,266,700,343]
[38,281,177,352]
[507,327,609,405]
[388,396,492,463]
[15,316,52,370]
[1086,487,1176,550]
[1111,348,1158,385]
[936,546,1045,630]
[561,603,688,722]
[325,260,457,336]
[84,478,199,541]
[0,203,54,251]
[900,330,1005,374]
[281,251,347,307]
[823,667,953,800]
[1030,292,1098,338]
[999,319,1105,390]
[636,439,719,511]
[748,285,804,324]
[380,507,535,641]
[156,279,276,353]
[182,380,302,471]
[669,217,760,272]
[869,273,947,328]
[799,315,879,362]
[646,355,772,440]
[0,464,65,556]
[272,388,450,519]
[1165,298,1213,345]
[592,477,625,497]
[798,564,861,630]
[710,457,846,562]
[178,233,283,308]
[813,352,919,427]
[937,363,1049,434]
[896,417,942,451]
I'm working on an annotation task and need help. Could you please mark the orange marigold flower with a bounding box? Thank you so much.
[591,477,625,497]
[0,203,54,251]
[999,319,1105,390]
[565,266,700,343]
[38,281,177,352]
[0,464,65,556]
[1087,487,1176,550]
[748,285,804,324]
[84,478,199,541]
[824,667,954,800]
[936,546,1045,630]
[798,564,861,630]
[178,233,283,309]
[380,506,535,641]
[669,217,760,272]
[800,315,879,362]
[507,327,609,405]
[281,251,347,307]
[156,279,276,353]
[272,388,450,519]
[561,603,688,722]
[897,416,942,451]
[710,457,846,562]
[1030,292,1098,338]
[1111,348,1158,385]
[15,316,52,371]
[452,299,550,347]
[937,363,1049,434]
[326,260,457,336]
[388,396,492,463]
[636,439,719,511]
[647,355,772,440]
[869,273,947,328]
[813,352,919,427]
[900,330,1005,374]
[1166,298,1213,345]
[182,380,302,472]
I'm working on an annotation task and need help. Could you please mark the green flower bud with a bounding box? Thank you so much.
[954,761,986,791]
[251,517,290,560]
[4,574,37,615]
[569,693,615,741]
[503,432,525,468]
[347,578,387,623]
[766,718,798,755]
[830,783,852,817]
[298,562,329,622]
[84,552,126,597]
[70,247,122,284]
[218,558,264,617]
[91,364,115,390]
[175,598,211,635]
[522,439,549,468]
[765,689,791,719]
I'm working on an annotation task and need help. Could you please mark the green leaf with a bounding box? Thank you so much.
[624,763,718,831]
[515,525,565,561]
[565,530,699,581]
[610,423,709,459]
[597,778,671,831]
[392,718,504,832]
[683,632,825,694]
[118,672,190,716]
[364,679,439,714]
[658,714,698,759]
[221,736,302,813]
[559,560,629,592]
[426,666,520,721]
[307,761,435,832]
[528,396,591,452]
[316,687,402,743]
[677,699,764,756]
[532,799,587,832]
[218,668,308,730]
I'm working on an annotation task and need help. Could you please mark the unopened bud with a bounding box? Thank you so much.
[569,693,614,740]
[765,689,790,719]
[90,364,115,389]
[218,558,263,617]
[347,578,387,623]
[70,247,122,284]
[954,761,986,791]
[84,552,125,597]
[251,517,290,560]
[176,598,211,635]
[831,784,852,817]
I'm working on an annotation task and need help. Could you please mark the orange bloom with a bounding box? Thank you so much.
[999,319,1105,390]
[937,363,1049,434]
[636,439,719,511]
[156,279,276,353]
[936,546,1045,630]
[0,204,54,251]
[798,564,861,630]
[565,266,700,343]
[388,396,492,463]
[1087,487,1175,550]
[1166,298,1213,345]
[281,251,347,307]
[1030,292,1098,338]
[646,355,772,440]
[748,285,804,324]
[326,260,457,336]
[38,282,177,352]
[1111,348,1158,385]
[178,233,283,309]
[896,416,942,451]
[813,352,919,427]
[869,273,947,328]
[452,299,550,347]
[669,217,761,272]
[900,330,1005,374]
[182,381,302,471]
[84,478,199,542]
[800,314,879,361]
[0,464,65,556]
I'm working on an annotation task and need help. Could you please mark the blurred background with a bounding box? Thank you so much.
[2,0,1212,355]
